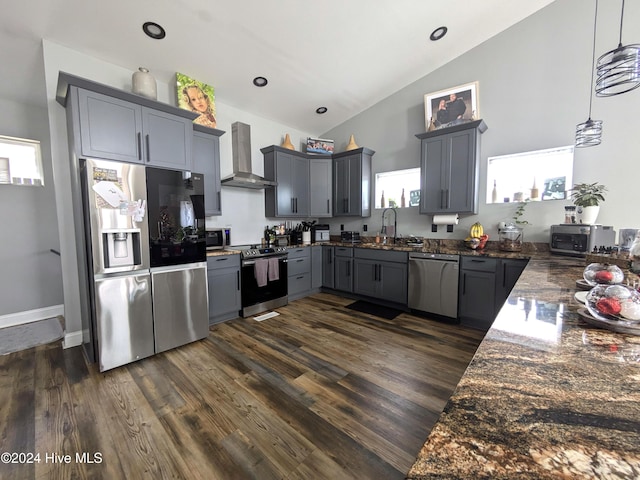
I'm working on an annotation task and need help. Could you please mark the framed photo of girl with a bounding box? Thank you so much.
[424,81,479,131]
[176,72,217,128]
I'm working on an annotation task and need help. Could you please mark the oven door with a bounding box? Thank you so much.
[241,254,288,316]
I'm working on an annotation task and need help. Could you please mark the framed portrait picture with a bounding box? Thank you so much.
[176,72,217,128]
[424,81,479,131]
[306,137,334,155]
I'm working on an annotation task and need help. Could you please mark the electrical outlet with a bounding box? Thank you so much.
[363,224,368,232]
[341,224,344,230]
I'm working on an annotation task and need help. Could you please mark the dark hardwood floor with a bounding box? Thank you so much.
[0,292,484,479]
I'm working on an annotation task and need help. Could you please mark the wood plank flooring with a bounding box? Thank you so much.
[0,292,484,480]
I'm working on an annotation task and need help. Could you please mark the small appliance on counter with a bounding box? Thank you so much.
[550,224,616,256]
[312,224,330,242]
[205,227,231,250]
[340,231,361,243]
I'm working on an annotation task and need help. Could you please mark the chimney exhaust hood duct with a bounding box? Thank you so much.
[221,122,276,189]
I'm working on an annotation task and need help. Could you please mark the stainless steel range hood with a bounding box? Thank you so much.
[221,122,276,189]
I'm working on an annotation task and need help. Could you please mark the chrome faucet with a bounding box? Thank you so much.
[381,208,397,244]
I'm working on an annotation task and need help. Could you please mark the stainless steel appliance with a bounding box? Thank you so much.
[340,231,361,243]
[236,245,288,317]
[550,224,616,256]
[313,224,330,242]
[408,252,459,319]
[80,159,209,371]
[205,227,231,250]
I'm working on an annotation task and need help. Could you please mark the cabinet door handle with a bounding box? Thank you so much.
[145,134,151,162]
[217,191,221,209]
[462,273,466,294]
[445,189,450,209]
[297,276,304,280]
[236,270,240,290]
[137,132,142,160]
[296,259,304,263]
[216,257,228,262]
[503,263,507,288]
[327,199,330,214]
[295,197,298,213]
[291,198,294,213]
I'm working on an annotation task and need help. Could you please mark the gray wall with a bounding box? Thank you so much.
[0,97,63,316]
[321,0,639,243]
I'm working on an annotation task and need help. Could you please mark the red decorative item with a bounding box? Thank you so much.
[594,270,614,282]
[477,234,489,250]
[596,297,622,316]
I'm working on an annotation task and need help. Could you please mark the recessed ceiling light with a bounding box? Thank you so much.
[430,26,448,41]
[316,107,328,114]
[253,76,268,87]
[142,22,166,40]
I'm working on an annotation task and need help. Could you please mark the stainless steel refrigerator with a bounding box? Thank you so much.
[80,158,208,371]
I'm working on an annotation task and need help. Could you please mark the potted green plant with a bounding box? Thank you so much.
[570,182,607,224]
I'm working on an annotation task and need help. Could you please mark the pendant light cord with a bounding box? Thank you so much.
[587,0,599,119]
[618,0,625,46]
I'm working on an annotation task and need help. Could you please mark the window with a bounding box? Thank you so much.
[0,135,44,186]
[487,146,573,204]
[374,168,420,209]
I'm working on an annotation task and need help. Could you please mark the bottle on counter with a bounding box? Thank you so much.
[380,190,385,208]
[401,189,406,208]
[491,180,498,203]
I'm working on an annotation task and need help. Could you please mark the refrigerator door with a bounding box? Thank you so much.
[151,262,209,353]
[94,272,154,371]
[82,158,149,275]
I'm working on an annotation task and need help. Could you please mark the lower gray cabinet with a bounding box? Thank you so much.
[207,254,241,324]
[353,249,408,305]
[288,247,312,299]
[334,247,354,293]
[459,256,528,331]
[322,246,334,288]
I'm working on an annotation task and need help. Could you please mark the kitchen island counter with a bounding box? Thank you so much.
[407,255,640,479]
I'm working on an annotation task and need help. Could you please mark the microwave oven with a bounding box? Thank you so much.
[205,228,231,250]
[550,224,615,256]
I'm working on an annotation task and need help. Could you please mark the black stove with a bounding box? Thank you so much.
[232,244,288,259]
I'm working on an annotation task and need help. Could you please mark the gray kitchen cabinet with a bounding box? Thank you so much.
[334,246,354,292]
[263,146,309,217]
[496,258,528,312]
[311,245,323,289]
[333,148,374,217]
[459,256,497,330]
[193,125,225,216]
[76,87,193,170]
[288,247,312,299]
[416,120,487,215]
[309,158,333,217]
[322,246,335,288]
[353,249,408,305]
[207,255,241,324]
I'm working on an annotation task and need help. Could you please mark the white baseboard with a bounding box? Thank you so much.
[0,305,64,329]
[63,330,83,349]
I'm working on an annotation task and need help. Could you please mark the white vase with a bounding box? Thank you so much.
[578,205,600,224]
[132,67,157,100]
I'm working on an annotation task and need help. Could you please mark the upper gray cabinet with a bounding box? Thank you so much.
[262,146,333,218]
[193,125,225,216]
[77,89,193,170]
[57,72,198,171]
[333,147,374,218]
[416,120,487,215]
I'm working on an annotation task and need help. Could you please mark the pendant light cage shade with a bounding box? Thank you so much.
[575,118,603,147]
[595,44,640,96]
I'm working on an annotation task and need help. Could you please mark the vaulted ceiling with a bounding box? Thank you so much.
[0,0,555,134]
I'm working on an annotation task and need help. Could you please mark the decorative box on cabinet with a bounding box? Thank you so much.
[416,120,487,215]
[332,147,374,217]
[207,254,241,324]
[353,249,408,305]
[193,125,225,216]
[73,87,194,170]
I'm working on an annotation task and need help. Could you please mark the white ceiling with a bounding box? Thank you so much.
[0,0,555,134]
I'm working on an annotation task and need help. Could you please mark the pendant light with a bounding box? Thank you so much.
[595,0,640,96]
[576,0,603,147]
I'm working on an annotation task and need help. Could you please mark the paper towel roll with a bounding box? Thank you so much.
[432,214,459,225]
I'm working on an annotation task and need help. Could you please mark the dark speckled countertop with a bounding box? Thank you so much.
[406,254,640,480]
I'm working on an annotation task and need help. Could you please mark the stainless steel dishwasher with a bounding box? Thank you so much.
[408,252,459,319]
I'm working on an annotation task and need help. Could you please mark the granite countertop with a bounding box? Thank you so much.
[407,255,640,480]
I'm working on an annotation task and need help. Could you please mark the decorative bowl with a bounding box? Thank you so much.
[582,263,624,286]
[464,237,481,250]
[586,284,640,323]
